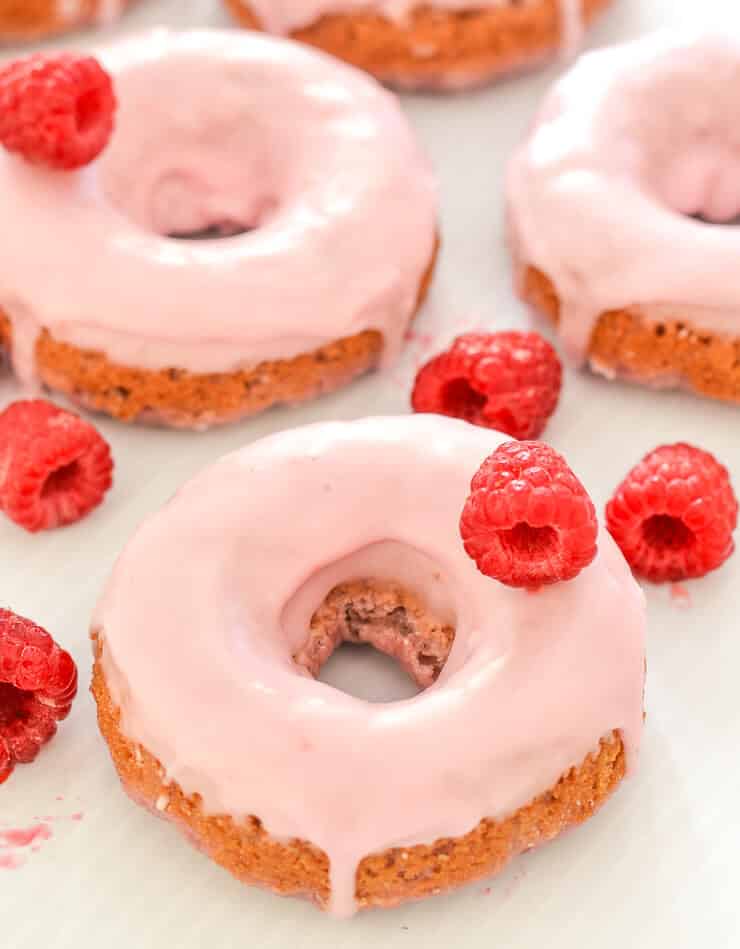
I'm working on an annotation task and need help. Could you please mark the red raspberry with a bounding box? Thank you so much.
[460,441,598,588]
[0,400,113,533]
[0,609,78,785]
[411,331,562,440]
[606,443,738,583]
[0,53,116,170]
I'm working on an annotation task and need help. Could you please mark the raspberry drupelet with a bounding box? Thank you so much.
[0,609,78,785]
[0,400,114,532]
[411,331,562,440]
[606,443,738,583]
[460,441,598,588]
[0,53,116,170]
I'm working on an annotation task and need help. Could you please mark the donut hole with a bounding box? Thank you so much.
[634,66,740,224]
[98,60,285,239]
[642,514,695,552]
[75,89,105,135]
[294,579,455,703]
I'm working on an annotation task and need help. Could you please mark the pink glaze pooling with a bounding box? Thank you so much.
[94,415,646,918]
[507,31,740,363]
[0,30,437,388]
[0,824,52,849]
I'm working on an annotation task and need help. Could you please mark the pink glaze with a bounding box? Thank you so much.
[94,415,646,917]
[507,31,740,364]
[247,0,585,58]
[0,824,52,848]
[0,30,437,389]
[0,854,22,870]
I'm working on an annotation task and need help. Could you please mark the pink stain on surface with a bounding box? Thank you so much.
[670,583,692,608]
[0,822,53,870]
[0,823,52,849]
[0,853,22,870]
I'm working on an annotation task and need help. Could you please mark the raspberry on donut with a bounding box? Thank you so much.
[0,30,438,429]
[91,415,645,915]
[0,54,116,170]
[460,440,597,587]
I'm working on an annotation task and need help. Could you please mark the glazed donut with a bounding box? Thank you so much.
[0,0,130,41]
[91,415,646,916]
[223,0,613,90]
[507,32,740,404]
[0,30,437,428]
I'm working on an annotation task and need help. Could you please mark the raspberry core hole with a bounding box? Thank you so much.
[75,89,104,135]
[41,460,82,500]
[641,514,695,552]
[0,682,31,727]
[499,522,559,560]
[440,378,486,420]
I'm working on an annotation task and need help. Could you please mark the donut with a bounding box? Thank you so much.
[91,414,646,916]
[0,0,130,42]
[507,32,740,404]
[223,0,613,90]
[0,30,438,428]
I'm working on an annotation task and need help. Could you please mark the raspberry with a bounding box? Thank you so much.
[606,443,738,583]
[0,400,113,533]
[460,441,598,588]
[0,53,116,170]
[0,609,78,785]
[411,331,562,439]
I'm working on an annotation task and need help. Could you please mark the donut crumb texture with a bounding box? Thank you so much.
[0,0,131,41]
[295,579,455,689]
[225,0,612,86]
[0,245,436,428]
[93,612,626,912]
[522,266,740,403]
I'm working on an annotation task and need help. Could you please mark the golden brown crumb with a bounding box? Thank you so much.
[92,576,627,913]
[521,266,740,404]
[0,0,132,40]
[0,244,436,428]
[224,0,612,87]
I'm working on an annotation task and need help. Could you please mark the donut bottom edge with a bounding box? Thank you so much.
[0,0,133,42]
[521,266,740,405]
[224,0,612,90]
[0,241,437,429]
[92,638,626,913]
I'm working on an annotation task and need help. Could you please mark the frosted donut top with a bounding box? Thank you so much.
[507,31,740,362]
[0,30,437,384]
[94,414,646,917]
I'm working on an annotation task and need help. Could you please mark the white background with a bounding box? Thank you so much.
[1,1,739,946]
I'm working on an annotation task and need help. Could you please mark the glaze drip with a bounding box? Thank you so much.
[0,30,437,388]
[94,415,646,917]
[507,32,740,363]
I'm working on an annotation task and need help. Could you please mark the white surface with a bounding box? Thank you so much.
[1,1,738,947]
